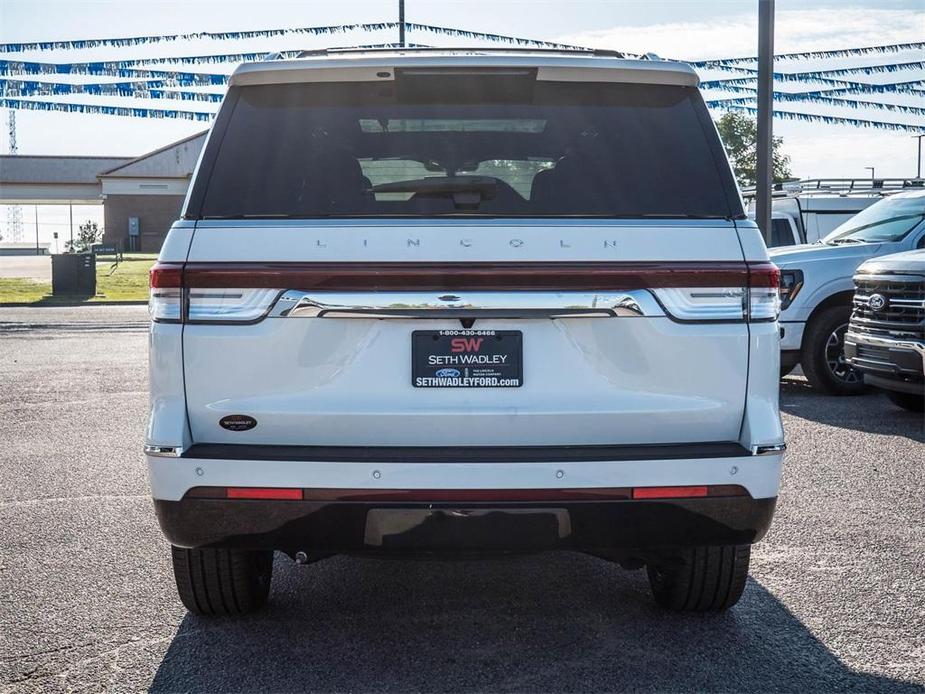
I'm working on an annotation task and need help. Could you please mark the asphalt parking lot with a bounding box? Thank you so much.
[1,305,923,693]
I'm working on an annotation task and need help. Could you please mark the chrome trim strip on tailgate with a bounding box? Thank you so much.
[268,290,663,319]
[179,442,750,462]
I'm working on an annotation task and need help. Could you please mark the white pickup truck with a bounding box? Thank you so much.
[770,190,925,393]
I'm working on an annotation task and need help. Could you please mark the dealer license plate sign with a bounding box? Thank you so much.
[412,330,523,388]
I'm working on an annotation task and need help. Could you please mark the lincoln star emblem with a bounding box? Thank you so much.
[868,294,887,312]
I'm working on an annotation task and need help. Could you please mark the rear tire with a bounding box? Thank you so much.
[647,545,750,611]
[171,546,273,615]
[801,305,865,395]
[886,390,925,413]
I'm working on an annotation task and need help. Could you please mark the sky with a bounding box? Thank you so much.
[0,0,923,242]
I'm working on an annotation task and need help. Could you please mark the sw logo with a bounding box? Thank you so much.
[450,337,484,353]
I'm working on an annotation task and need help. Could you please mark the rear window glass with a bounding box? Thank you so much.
[770,218,795,247]
[192,76,740,219]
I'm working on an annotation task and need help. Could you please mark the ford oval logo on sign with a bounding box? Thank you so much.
[220,414,257,431]
[435,368,461,378]
[868,294,887,312]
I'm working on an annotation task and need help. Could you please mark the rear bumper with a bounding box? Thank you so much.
[146,443,784,501]
[154,495,777,554]
[147,443,782,553]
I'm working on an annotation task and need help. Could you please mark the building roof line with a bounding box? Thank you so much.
[0,154,132,161]
[97,130,209,176]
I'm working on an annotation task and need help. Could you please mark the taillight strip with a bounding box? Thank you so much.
[181,261,754,291]
[151,262,781,323]
[185,485,749,502]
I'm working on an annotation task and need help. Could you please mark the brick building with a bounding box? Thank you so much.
[99,131,206,252]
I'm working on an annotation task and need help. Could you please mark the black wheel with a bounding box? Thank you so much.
[171,546,273,615]
[647,545,750,611]
[886,390,925,413]
[800,305,866,395]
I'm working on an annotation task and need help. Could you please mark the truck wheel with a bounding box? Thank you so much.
[647,545,750,611]
[801,305,865,395]
[171,546,273,615]
[886,391,925,413]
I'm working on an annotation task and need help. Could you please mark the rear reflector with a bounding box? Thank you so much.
[225,487,303,500]
[632,486,709,499]
[186,485,747,501]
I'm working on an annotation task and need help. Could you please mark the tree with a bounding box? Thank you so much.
[65,220,103,253]
[715,111,792,188]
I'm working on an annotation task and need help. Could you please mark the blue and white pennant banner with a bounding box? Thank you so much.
[0,97,213,121]
[0,23,588,54]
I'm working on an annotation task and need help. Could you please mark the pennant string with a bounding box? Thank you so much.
[0,97,213,120]
[0,24,920,133]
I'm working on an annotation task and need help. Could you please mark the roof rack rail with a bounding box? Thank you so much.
[294,45,629,59]
[742,177,924,199]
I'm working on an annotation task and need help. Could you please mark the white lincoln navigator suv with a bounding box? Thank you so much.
[146,48,785,615]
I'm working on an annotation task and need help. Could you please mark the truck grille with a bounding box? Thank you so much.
[852,275,925,336]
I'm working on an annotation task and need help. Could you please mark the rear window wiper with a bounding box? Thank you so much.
[371,176,499,209]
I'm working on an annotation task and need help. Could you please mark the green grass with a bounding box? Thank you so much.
[0,256,156,305]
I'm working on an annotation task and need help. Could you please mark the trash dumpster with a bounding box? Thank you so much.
[52,253,96,296]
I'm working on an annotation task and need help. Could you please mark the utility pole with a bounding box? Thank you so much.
[755,0,775,244]
[865,166,875,180]
[5,109,24,243]
[398,0,405,48]
[914,133,923,180]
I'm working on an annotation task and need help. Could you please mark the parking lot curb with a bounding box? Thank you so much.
[0,300,148,308]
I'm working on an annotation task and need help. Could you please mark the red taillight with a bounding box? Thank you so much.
[632,486,709,499]
[225,487,303,500]
[181,261,753,291]
[748,262,781,289]
[148,262,279,323]
[150,263,184,289]
[747,262,781,321]
[149,263,184,322]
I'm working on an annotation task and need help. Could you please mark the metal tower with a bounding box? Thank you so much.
[5,109,24,242]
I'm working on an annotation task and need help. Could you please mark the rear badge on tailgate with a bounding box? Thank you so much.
[220,414,257,431]
[412,330,523,388]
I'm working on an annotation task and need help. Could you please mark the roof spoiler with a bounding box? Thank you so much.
[294,46,629,59]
